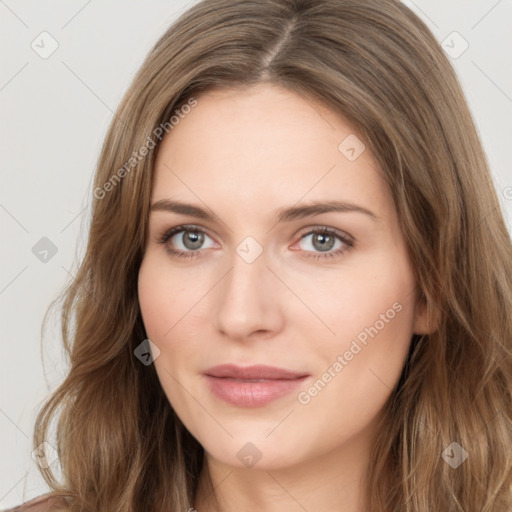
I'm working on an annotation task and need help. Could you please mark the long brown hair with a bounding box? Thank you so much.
[31,0,512,510]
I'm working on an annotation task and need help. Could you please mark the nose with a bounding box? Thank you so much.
[214,248,285,341]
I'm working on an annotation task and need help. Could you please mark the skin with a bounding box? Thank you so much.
[137,83,431,512]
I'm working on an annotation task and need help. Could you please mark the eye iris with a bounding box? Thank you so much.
[183,231,204,250]
[312,233,335,252]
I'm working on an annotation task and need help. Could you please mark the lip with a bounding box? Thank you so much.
[203,364,310,408]
[204,364,308,380]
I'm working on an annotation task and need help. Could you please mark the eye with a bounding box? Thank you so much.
[156,225,354,261]
[156,224,216,260]
[293,227,354,260]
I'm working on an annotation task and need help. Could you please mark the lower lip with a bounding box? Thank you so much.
[204,375,309,407]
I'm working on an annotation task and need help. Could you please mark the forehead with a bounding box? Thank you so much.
[151,84,389,222]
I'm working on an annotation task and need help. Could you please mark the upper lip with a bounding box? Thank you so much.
[204,364,309,380]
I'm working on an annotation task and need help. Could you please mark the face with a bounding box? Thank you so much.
[137,83,429,471]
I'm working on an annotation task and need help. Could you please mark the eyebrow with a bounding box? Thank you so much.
[150,199,379,223]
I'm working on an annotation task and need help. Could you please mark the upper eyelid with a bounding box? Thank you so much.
[158,224,216,242]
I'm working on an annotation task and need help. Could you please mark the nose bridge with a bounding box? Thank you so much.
[214,238,282,338]
[223,242,269,306]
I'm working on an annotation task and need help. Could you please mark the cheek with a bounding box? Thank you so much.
[137,254,204,340]
[294,252,417,429]
[295,246,417,350]
[138,265,171,340]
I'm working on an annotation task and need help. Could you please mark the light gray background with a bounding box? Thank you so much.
[1,0,511,508]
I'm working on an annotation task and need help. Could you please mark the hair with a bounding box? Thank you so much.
[28,0,512,511]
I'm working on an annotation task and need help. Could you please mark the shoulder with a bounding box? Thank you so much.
[2,493,70,512]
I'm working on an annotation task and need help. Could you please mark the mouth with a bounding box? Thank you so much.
[203,364,310,407]
[204,363,309,380]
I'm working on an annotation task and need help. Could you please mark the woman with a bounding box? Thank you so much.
[7,0,512,510]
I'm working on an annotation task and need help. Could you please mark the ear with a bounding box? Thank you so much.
[412,295,440,335]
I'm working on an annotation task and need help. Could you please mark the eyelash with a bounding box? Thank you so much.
[156,224,354,261]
